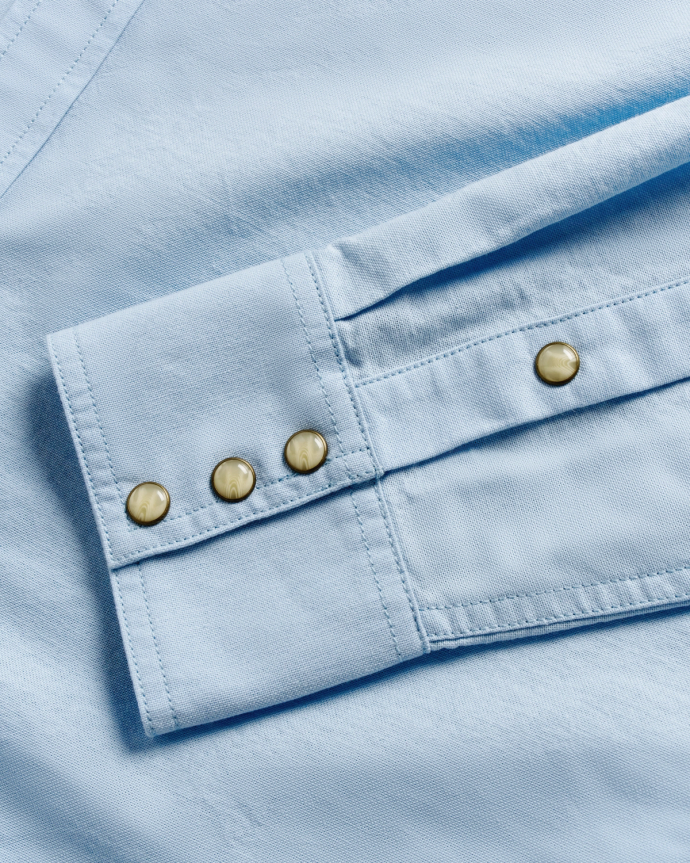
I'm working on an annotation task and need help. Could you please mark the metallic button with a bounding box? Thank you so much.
[284,429,328,474]
[126,481,170,526]
[535,341,580,385]
[211,457,256,502]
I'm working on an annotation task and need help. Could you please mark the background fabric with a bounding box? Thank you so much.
[2,0,690,858]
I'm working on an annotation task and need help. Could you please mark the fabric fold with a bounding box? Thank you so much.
[314,94,690,320]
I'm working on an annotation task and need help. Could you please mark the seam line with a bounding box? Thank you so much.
[0,0,44,60]
[373,478,427,650]
[281,258,349,475]
[426,589,690,639]
[112,467,376,565]
[73,330,125,508]
[49,337,115,559]
[355,277,690,388]
[0,0,122,169]
[137,562,178,729]
[158,448,368,525]
[306,254,376,466]
[350,490,402,660]
[419,565,690,610]
[112,568,153,734]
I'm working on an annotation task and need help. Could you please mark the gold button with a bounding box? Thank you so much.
[211,457,256,502]
[284,429,328,474]
[126,482,170,526]
[535,341,580,385]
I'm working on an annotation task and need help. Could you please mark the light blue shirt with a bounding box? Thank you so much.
[2,0,690,859]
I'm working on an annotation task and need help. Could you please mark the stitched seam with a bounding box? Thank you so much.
[281,258,349,476]
[419,565,690,611]
[350,490,401,660]
[137,562,178,729]
[161,448,368,524]
[49,338,114,558]
[112,467,376,565]
[112,568,153,734]
[0,0,122,169]
[0,0,44,60]
[426,590,690,639]
[373,478,427,649]
[355,277,690,388]
[306,254,375,463]
[73,330,125,508]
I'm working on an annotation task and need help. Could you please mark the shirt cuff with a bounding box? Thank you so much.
[48,252,426,736]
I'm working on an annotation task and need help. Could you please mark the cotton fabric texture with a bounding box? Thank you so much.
[2,0,690,859]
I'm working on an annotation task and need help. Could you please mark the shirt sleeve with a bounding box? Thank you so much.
[48,251,429,736]
[49,93,690,735]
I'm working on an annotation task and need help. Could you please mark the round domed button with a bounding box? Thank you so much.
[126,482,170,526]
[284,429,328,474]
[211,457,256,502]
[535,341,580,385]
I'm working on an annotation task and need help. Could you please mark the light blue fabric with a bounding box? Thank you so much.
[2,0,690,858]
